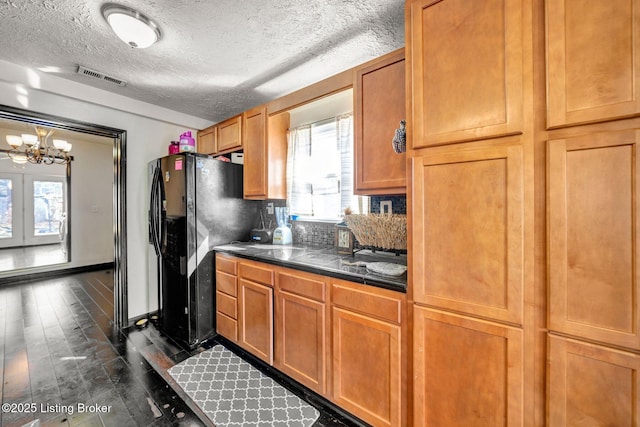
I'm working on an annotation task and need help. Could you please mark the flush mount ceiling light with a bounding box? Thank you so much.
[102,4,161,48]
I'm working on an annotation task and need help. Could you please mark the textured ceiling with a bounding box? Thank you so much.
[0,0,405,124]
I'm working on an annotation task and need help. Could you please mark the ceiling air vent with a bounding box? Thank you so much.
[76,66,127,87]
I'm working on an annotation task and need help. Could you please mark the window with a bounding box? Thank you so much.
[0,172,67,248]
[286,113,368,220]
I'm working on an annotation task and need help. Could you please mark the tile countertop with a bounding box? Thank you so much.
[213,242,407,293]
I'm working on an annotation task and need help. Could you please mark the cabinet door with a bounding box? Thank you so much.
[548,334,640,426]
[354,49,406,194]
[217,115,242,153]
[548,130,640,350]
[275,290,327,394]
[413,306,524,427]
[546,0,640,127]
[243,106,268,199]
[238,278,273,364]
[412,142,524,324]
[407,0,523,146]
[243,108,288,200]
[332,307,401,427]
[197,126,216,154]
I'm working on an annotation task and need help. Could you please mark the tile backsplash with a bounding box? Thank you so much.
[258,195,407,248]
[369,195,407,215]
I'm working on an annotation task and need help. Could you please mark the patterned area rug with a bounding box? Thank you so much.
[167,345,320,426]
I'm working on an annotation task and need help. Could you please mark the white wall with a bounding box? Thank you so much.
[0,60,214,320]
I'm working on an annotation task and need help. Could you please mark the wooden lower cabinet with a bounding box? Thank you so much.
[548,334,640,426]
[238,278,274,364]
[215,253,239,342]
[275,269,328,395]
[215,254,405,426]
[413,305,524,427]
[331,280,404,427]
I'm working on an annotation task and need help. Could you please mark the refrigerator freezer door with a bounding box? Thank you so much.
[158,155,191,346]
[190,156,259,344]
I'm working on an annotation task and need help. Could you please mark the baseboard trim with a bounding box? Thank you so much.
[0,262,114,286]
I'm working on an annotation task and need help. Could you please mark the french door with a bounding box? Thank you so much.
[0,173,67,248]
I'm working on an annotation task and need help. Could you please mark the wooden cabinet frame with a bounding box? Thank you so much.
[548,334,640,426]
[354,49,407,195]
[413,306,524,426]
[216,114,242,154]
[407,0,524,147]
[546,0,640,127]
[412,142,524,324]
[548,129,640,350]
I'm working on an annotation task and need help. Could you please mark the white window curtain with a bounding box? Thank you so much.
[286,124,313,216]
[286,113,368,219]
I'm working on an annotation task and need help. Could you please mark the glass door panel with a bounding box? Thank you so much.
[24,176,67,246]
[0,173,24,248]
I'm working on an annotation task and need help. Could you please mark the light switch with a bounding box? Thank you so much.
[267,202,274,215]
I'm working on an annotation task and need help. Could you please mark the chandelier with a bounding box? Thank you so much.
[5,127,72,165]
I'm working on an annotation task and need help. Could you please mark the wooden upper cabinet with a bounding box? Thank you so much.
[414,307,524,427]
[548,129,640,350]
[548,334,640,426]
[216,114,242,153]
[197,126,216,155]
[354,49,406,195]
[546,0,640,128]
[243,106,267,199]
[243,106,288,200]
[406,0,523,147]
[412,140,524,325]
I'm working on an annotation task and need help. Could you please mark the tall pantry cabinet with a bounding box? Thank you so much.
[544,0,640,425]
[406,0,640,425]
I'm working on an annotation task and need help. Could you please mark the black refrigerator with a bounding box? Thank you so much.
[148,153,258,348]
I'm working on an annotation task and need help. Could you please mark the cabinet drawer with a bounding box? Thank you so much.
[277,270,326,302]
[217,312,238,341]
[216,253,237,275]
[216,291,237,319]
[216,271,237,297]
[239,262,274,287]
[332,283,402,325]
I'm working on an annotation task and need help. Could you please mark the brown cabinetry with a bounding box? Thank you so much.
[405,0,640,425]
[331,279,404,427]
[215,253,239,342]
[354,49,406,194]
[548,129,640,350]
[406,0,532,424]
[548,334,640,426]
[274,269,328,395]
[243,106,289,200]
[413,306,524,426]
[406,0,523,147]
[197,126,216,154]
[238,260,274,364]
[216,114,243,153]
[412,141,525,325]
[546,0,640,128]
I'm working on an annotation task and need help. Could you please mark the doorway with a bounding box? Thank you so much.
[0,104,128,328]
[0,170,68,271]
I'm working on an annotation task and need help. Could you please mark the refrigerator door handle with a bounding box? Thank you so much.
[150,166,162,256]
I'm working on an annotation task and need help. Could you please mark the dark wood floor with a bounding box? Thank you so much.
[0,270,358,427]
[0,270,204,427]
